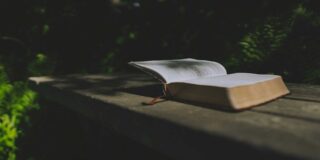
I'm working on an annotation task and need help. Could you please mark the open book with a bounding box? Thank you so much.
[129,58,289,110]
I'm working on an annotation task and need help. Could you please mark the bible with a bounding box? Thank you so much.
[129,58,289,110]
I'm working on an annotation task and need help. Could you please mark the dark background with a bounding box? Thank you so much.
[0,0,319,83]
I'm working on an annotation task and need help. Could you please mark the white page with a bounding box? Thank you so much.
[178,73,279,88]
[129,58,227,83]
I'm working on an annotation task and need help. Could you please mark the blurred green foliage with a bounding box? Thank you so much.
[0,67,38,160]
[1,0,319,84]
[226,12,295,71]
[226,3,320,83]
[28,53,55,76]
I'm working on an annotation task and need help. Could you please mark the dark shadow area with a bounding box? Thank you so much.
[164,122,297,160]
[16,98,299,160]
[17,99,171,160]
[118,83,163,97]
[17,99,89,160]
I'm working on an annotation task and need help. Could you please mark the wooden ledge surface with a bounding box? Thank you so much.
[29,73,320,160]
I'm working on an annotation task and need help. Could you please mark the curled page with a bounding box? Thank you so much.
[129,58,227,83]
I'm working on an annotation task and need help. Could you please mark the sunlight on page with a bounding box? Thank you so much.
[129,58,227,83]
[180,73,279,88]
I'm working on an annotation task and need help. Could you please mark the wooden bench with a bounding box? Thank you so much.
[29,73,320,160]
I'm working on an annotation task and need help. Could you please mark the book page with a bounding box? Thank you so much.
[129,58,227,83]
[177,73,280,88]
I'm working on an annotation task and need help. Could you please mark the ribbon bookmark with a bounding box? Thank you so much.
[143,83,168,105]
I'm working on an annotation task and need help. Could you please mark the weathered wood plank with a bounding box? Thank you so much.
[285,83,320,102]
[31,74,320,122]
[29,74,320,160]
[252,98,320,123]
